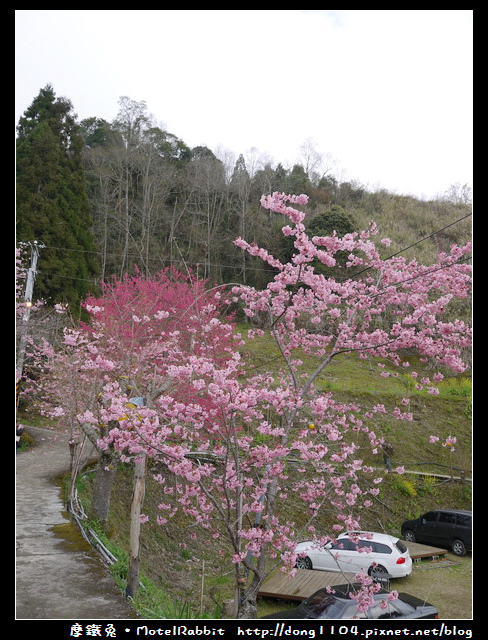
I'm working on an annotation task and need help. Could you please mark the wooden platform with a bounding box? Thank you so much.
[259,569,357,601]
[404,541,448,560]
[258,543,448,601]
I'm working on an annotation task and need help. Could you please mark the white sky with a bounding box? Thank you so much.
[15,10,473,200]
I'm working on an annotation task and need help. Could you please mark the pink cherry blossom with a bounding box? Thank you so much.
[32,192,471,619]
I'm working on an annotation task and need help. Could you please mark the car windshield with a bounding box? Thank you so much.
[298,591,347,619]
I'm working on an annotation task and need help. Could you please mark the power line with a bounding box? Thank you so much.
[33,252,472,306]
[18,212,472,287]
[384,212,471,261]
[350,212,472,280]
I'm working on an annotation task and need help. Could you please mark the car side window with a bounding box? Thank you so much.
[355,540,391,554]
[423,511,438,522]
[439,512,456,524]
[356,539,374,551]
[331,539,355,551]
[456,514,471,527]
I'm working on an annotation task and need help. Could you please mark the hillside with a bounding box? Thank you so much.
[73,341,472,619]
[17,86,473,308]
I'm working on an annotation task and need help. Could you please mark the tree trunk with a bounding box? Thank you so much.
[237,598,257,619]
[91,449,117,525]
[237,574,261,619]
[126,455,146,597]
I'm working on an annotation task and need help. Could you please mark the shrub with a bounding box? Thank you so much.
[417,474,439,495]
[392,475,417,497]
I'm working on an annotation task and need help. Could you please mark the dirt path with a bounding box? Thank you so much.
[16,426,138,620]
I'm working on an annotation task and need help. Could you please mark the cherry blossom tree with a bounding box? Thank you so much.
[101,193,470,617]
[37,268,237,524]
[37,193,471,617]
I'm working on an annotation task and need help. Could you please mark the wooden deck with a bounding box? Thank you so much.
[404,541,448,560]
[259,569,357,601]
[258,542,448,601]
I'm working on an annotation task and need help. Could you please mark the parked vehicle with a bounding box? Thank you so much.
[294,531,412,578]
[261,583,439,619]
[401,509,472,556]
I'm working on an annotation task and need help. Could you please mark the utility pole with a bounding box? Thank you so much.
[16,241,44,383]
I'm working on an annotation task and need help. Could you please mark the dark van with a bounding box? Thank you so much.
[401,509,471,556]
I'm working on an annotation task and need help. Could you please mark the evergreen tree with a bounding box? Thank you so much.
[286,163,312,195]
[16,84,99,309]
[79,116,122,148]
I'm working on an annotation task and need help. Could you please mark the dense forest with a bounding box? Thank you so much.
[16,84,472,311]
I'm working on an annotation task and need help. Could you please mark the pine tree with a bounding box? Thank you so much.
[16,84,99,310]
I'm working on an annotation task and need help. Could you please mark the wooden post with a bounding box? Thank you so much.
[126,454,146,597]
[200,560,205,615]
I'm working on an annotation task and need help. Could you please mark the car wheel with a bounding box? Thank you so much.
[368,564,389,579]
[403,530,416,543]
[451,539,466,556]
[295,555,313,570]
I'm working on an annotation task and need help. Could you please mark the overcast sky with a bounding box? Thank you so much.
[15,10,473,201]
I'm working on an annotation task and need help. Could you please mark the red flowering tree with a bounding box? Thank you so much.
[38,268,237,523]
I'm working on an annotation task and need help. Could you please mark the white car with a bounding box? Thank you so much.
[295,531,412,579]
